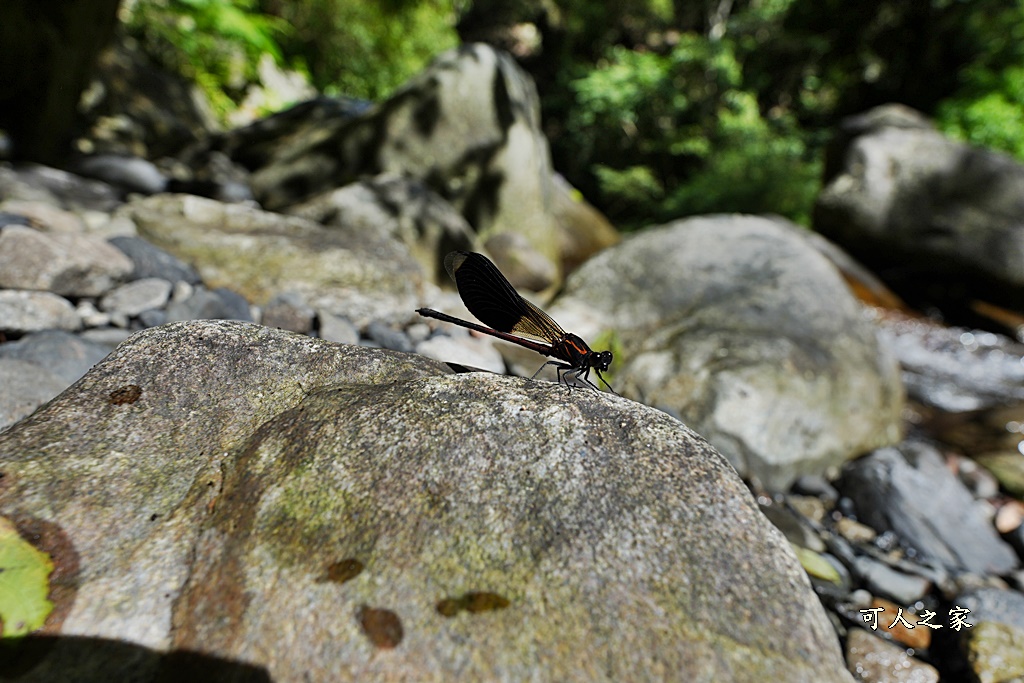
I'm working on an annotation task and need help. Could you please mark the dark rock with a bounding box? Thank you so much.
[839,441,1019,575]
[957,587,1024,631]
[0,329,110,385]
[0,129,12,160]
[261,292,315,334]
[760,501,824,552]
[0,211,34,227]
[164,150,254,203]
[850,555,931,606]
[138,309,167,329]
[792,474,840,502]
[205,96,371,171]
[211,288,253,321]
[108,235,202,285]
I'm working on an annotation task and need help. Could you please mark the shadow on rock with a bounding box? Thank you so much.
[1,634,270,683]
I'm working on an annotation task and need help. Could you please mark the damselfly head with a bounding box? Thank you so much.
[592,350,613,372]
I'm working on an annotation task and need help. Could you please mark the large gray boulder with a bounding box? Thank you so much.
[212,44,618,286]
[285,173,479,283]
[248,44,555,244]
[815,104,1024,312]
[119,194,423,326]
[0,320,852,682]
[547,214,904,490]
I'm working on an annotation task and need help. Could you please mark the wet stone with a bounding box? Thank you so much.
[880,316,1024,412]
[851,555,931,606]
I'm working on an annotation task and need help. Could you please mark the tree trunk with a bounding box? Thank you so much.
[0,0,122,164]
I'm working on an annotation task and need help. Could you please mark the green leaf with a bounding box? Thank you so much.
[0,516,54,638]
[794,546,842,585]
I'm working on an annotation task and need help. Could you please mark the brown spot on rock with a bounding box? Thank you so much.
[436,591,510,617]
[463,591,510,613]
[436,598,460,618]
[109,385,142,405]
[357,606,403,649]
[324,558,363,584]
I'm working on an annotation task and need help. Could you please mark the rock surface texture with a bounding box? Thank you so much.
[0,321,853,682]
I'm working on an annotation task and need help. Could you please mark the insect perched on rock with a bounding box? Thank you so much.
[417,251,617,393]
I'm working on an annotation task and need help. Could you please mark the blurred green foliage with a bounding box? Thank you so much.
[565,34,820,227]
[123,0,460,119]
[120,0,1024,230]
[546,0,1024,229]
[122,0,287,119]
[935,0,1024,158]
[262,0,461,100]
